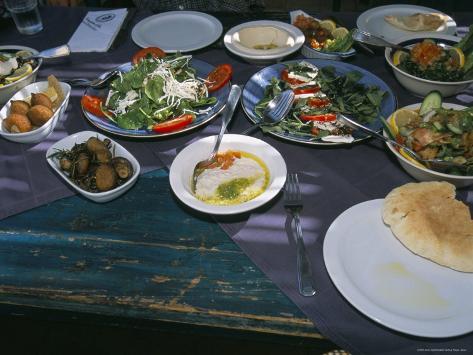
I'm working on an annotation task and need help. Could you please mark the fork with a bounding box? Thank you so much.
[284,173,316,297]
[62,69,120,88]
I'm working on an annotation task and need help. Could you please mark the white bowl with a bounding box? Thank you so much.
[0,81,71,144]
[384,103,473,188]
[385,34,473,97]
[169,134,287,215]
[0,45,42,104]
[224,21,304,65]
[46,131,141,203]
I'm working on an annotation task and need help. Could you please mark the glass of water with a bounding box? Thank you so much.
[4,0,43,35]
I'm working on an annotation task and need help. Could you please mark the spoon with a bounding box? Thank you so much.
[337,113,467,173]
[21,44,71,61]
[352,29,407,51]
[241,89,295,135]
[191,84,242,191]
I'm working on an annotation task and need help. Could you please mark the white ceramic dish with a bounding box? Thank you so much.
[0,81,71,144]
[224,21,304,65]
[324,199,473,338]
[289,10,355,61]
[131,11,222,52]
[169,134,287,215]
[46,131,140,203]
[0,45,42,104]
[357,4,456,43]
[385,34,473,97]
[384,102,473,188]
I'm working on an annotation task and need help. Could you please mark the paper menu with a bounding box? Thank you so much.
[68,8,128,52]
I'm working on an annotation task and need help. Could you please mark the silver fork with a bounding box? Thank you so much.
[62,69,120,88]
[284,173,316,297]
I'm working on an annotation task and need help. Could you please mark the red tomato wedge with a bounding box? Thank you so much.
[81,95,106,118]
[300,113,337,122]
[132,47,166,65]
[293,87,320,95]
[152,114,194,133]
[205,64,232,92]
[281,69,306,85]
[307,97,330,107]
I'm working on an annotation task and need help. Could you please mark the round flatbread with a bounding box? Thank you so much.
[384,13,446,32]
[383,181,473,272]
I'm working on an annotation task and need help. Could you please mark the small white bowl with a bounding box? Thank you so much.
[170,134,287,215]
[0,45,42,104]
[384,103,473,188]
[385,34,473,97]
[0,81,71,144]
[224,21,304,65]
[46,131,141,203]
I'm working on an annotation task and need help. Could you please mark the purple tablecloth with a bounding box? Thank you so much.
[1,7,473,354]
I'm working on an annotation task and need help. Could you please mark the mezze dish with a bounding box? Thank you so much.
[242,59,396,145]
[81,47,231,138]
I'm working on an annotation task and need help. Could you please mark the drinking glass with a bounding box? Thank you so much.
[4,0,43,35]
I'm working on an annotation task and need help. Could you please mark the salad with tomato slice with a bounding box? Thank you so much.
[255,61,386,143]
[82,47,232,133]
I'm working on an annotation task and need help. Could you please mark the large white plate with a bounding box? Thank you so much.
[169,134,287,215]
[357,5,456,43]
[323,199,473,338]
[131,11,222,52]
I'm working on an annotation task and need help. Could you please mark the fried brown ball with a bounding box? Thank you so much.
[10,100,30,115]
[95,149,111,164]
[86,137,108,153]
[31,93,52,109]
[112,157,133,179]
[75,153,90,177]
[95,164,117,191]
[4,113,33,133]
[27,105,54,126]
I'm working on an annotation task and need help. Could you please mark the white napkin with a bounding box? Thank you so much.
[68,8,128,52]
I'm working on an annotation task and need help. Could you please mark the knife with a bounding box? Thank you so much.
[110,8,137,51]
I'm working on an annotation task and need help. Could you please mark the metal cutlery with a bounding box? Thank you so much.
[284,173,316,297]
[191,85,242,191]
[241,90,295,135]
[352,29,407,51]
[21,44,70,61]
[62,69,120,89]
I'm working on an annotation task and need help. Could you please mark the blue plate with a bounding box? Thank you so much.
[82,59,230,138]
[241,59,397,146]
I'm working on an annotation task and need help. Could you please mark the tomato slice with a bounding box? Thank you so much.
[132,47,166,65]
[206,64,232,92]
[307,97,330,107]
[281,69,306,85]
[293,87,320,96]
[81,95,106,118]
[152,114,194,133]
[300,113,337,122]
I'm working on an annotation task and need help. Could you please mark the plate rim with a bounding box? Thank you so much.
[81,59,230,139]
[241,58,397,146]
[356,4,457,43]
[323,198,473,338]
[131,11,223,52]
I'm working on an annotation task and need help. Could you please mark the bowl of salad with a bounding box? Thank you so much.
[384,91,473,187]
[290,10,355,61]
[0,45,41,104]
[385,30,473,97]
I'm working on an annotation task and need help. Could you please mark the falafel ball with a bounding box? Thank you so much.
[4,113,33,133]
[27,105,54,126]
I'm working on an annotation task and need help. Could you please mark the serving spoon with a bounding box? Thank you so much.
[352,29,407,51]
[337,113,467,173]
[191,84,242,192]
[241,89,295,135]
[21,44,71,61]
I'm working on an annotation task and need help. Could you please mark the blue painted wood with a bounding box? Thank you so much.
[0,169,321,339]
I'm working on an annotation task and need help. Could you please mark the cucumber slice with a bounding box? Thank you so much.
[419,91,442,116]
[447,122,463,134]
[433,121,444,131]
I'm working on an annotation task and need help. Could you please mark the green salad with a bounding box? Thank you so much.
[104,54,216,130]
[255,61,386,143]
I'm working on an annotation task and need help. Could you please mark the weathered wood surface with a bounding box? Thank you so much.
[0,169,321,339]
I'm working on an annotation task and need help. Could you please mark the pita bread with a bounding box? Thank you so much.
[383,182,473,272]
[384,13,446,32]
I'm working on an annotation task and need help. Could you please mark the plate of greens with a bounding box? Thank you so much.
[81,54,230,138]
[241,59,397,145]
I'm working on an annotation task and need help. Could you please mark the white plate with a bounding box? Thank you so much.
[323,199,473,338]
[357,5,456,43]
[131,11,222,52]
[46,131,140,203]
[169,134,287,215]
